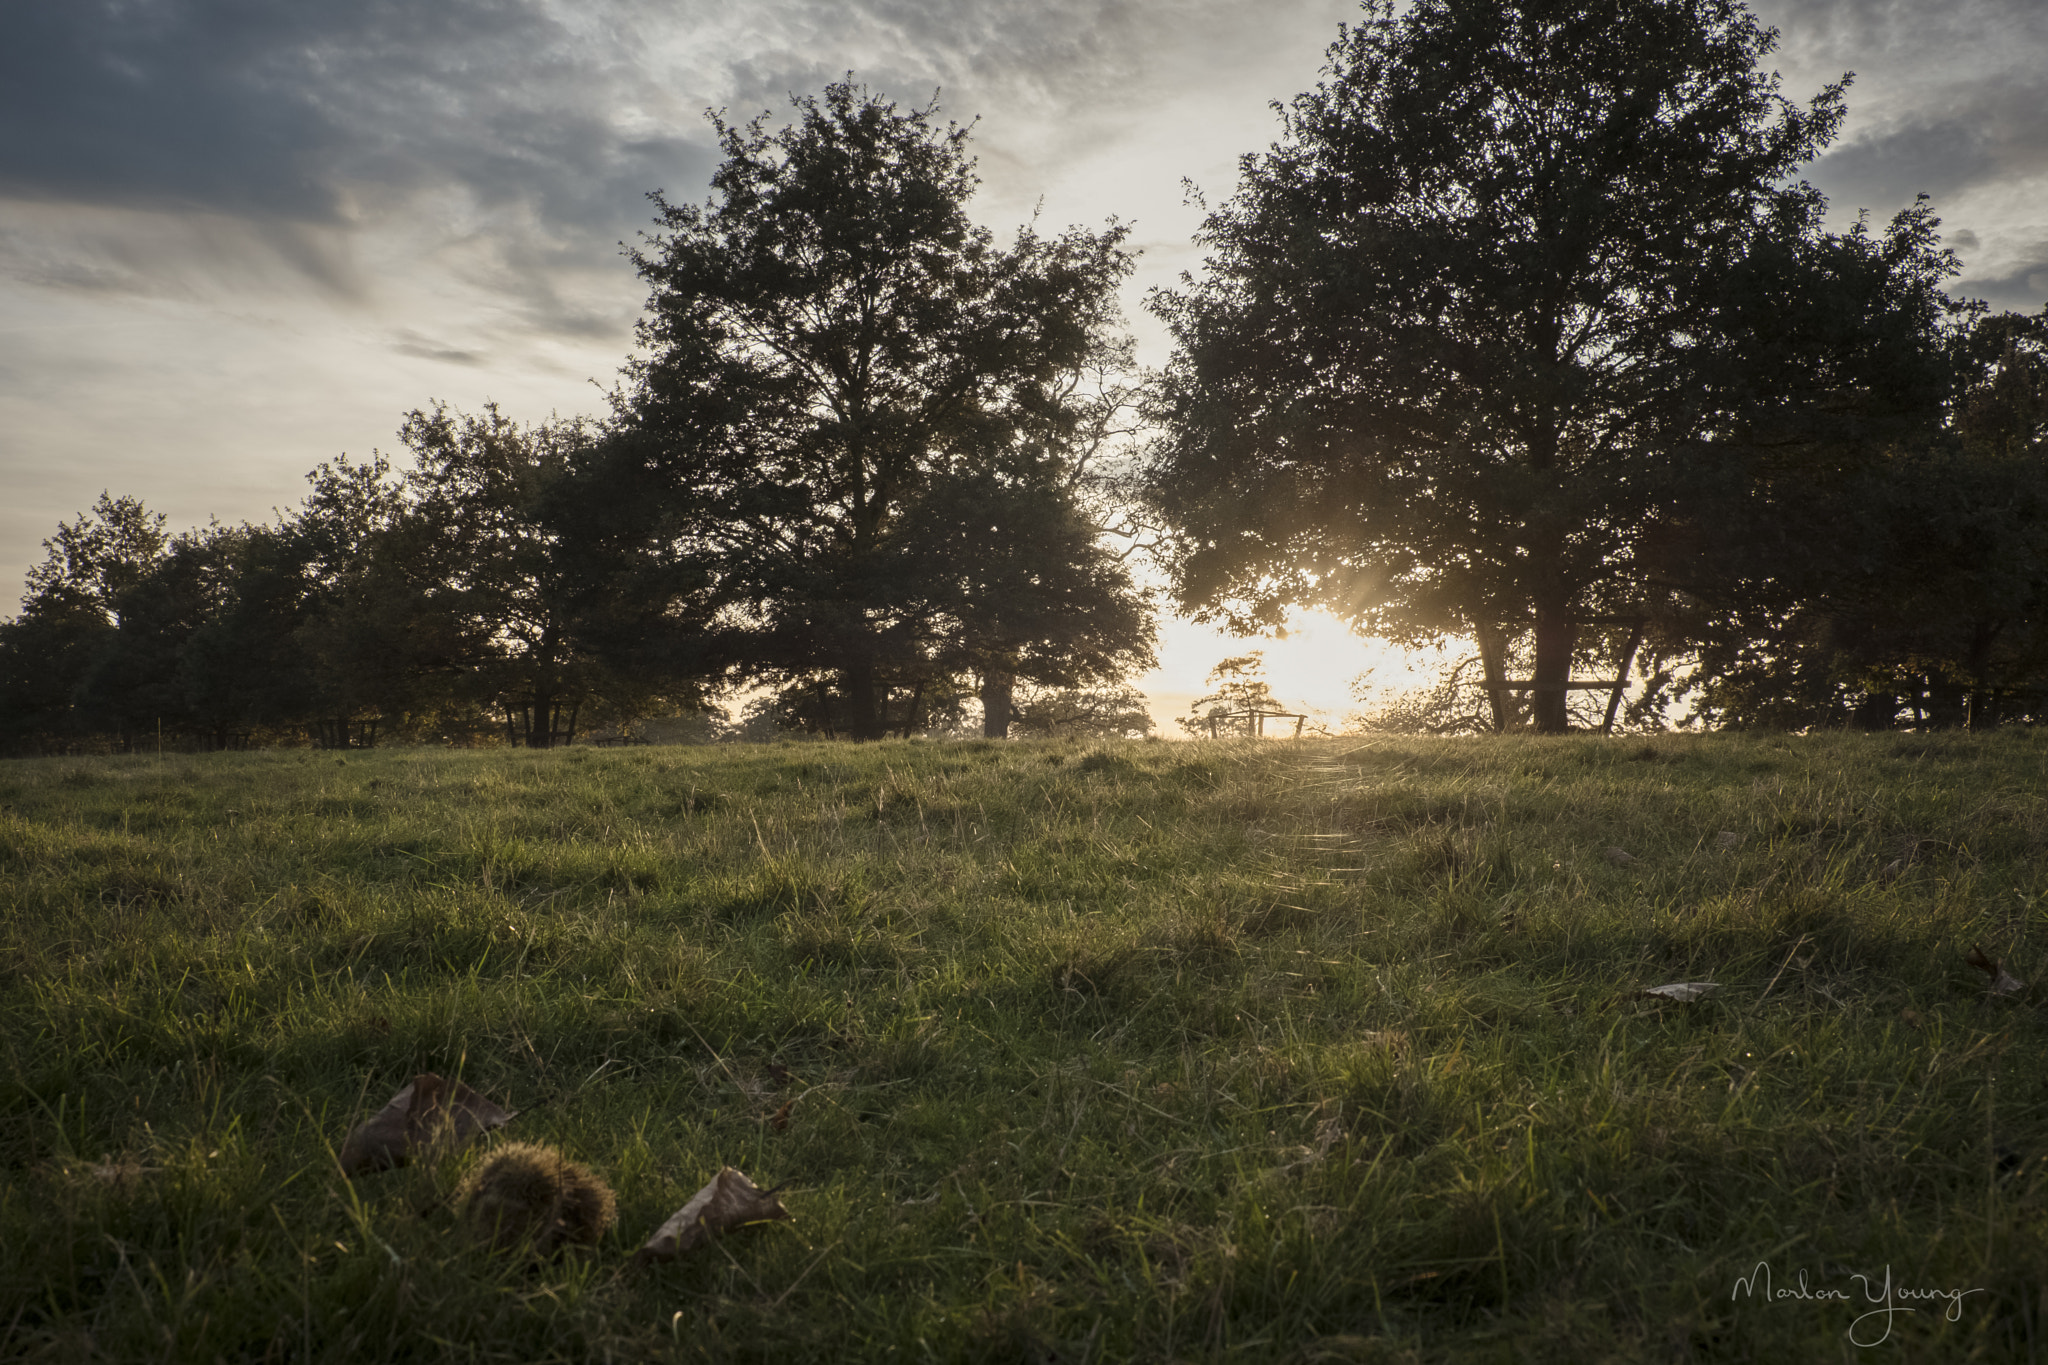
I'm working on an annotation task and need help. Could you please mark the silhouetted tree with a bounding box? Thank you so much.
[0,493,167,748]
[276,453,468,747]
[401,404,716,747]
[624,80,1152,739]
[1012,682,1154,738]
[1146,0,1954,731]
[1679,307,2048,728]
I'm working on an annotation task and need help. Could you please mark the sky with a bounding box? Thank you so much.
[3,0,2044,733]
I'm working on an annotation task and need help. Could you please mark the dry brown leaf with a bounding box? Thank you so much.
[1713,831,1742,851]
[1900,1008,1925,1029]
[338,1073,516,1177]
[1603,846,1639,867]
[1966,945,2026,997]
[1643,981,1720,1002]
[635,1167,791,1264]
[769,1100,793,1132]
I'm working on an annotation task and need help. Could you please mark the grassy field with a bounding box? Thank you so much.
[2,732,2046,1362]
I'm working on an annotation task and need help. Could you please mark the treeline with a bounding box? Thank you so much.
[10,3,2048,750]
[0,86,1156,754]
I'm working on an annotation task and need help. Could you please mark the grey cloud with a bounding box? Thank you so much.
[8,0,1323,330]
[0,202,362,300]
[1954,235,2048,315]
[2,0,1347,238]
[1754,0,2048,64]
[1,2,719,238]
[1807,75,2048,214]
[391,330,486,365]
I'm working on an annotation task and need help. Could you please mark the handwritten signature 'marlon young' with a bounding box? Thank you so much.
[1731,1261,1985,1347]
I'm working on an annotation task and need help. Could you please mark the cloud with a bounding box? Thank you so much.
[0,0,720,333]
[0,0,1343,230]
[391,330,487,366]
[1755,0,2048,68]
[1954,233,2048,314]
[0,0,1364,347]
[1808,75,2048,214]
[0,201,363,301]
[0,0,712,228]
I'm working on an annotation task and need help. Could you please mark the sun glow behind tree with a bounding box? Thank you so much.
[1134,607,1447,736]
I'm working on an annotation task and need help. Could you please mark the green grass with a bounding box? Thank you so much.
[3,731,2046,1362]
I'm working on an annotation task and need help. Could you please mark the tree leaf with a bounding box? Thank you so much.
[1643,982,1720,1002]
[338,1073,516,1177]
[1966,945,2026,997]
[635,1167,791,1264]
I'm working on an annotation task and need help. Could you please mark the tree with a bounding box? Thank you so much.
[70,520,271,748]
[279,452,476,747]
[1177,652,1303,737]
[1011,682,1155,739]
[400,404,715,748]
[624,80,1154,740]
[0,493,167,749]
[1678,306,2048,729]
[1144,0,1954,731]
[907,469,1155,737]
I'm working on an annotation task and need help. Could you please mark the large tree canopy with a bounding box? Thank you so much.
[624,81,1153,739]
[1145,0,1958,731]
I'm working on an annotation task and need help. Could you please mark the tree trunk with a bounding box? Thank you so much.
[845,661,885,740]
[1475,624,1515,732]
[901,679,926,738]
[1530,601,1575,734]
[980,670,1015,739]
[1966,621,2003,731]
[1601,622,1645,736]
[1852,690,1898,731]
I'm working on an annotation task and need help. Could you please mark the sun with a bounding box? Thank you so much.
[1136,607,1453,736]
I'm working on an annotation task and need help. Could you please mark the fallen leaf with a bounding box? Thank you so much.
[1643,982,1720,1002]
[1713,831,1742,851]
[769,1100,793,1132]
[635,1167,791,1264]
[338,1073,517,1177]
[1966,945,2026,997]
[1603,846,1639,867]
[1900,1008,1924,1029]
